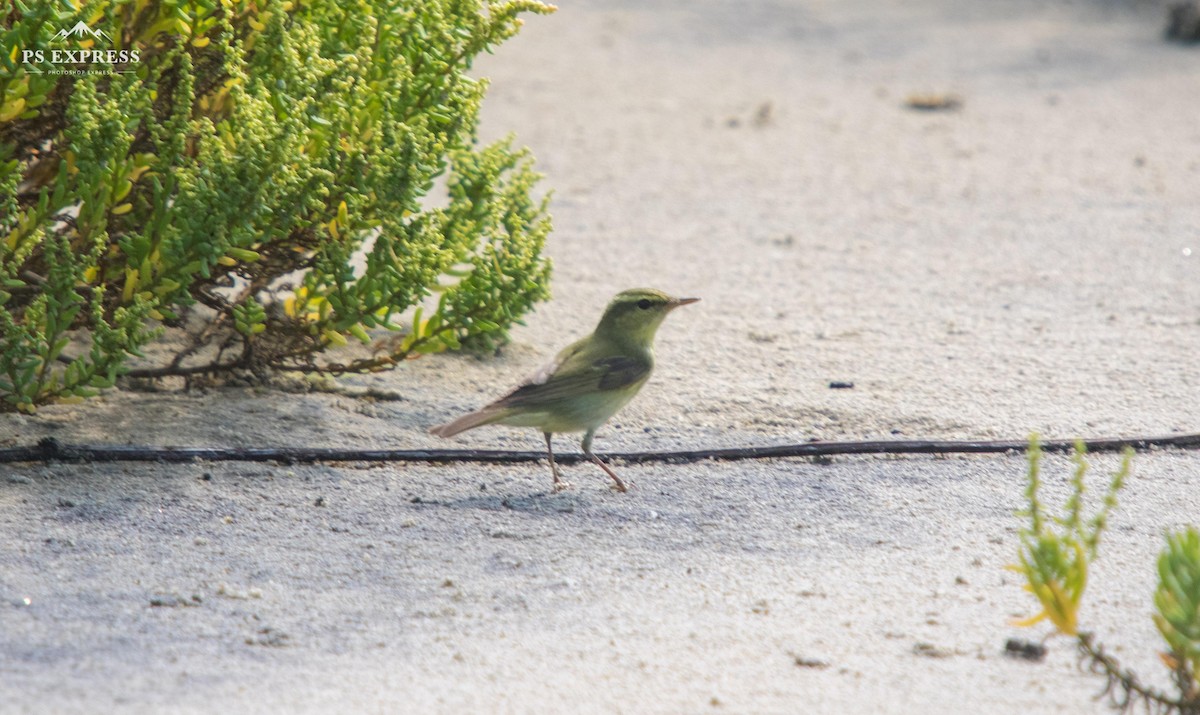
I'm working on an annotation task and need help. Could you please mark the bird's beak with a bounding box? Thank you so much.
[669,296,700,310]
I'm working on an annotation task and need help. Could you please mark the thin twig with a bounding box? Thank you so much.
[1076,632,1200,714]
[2,433,1198,465]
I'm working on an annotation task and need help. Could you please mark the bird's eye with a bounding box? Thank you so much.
[636,299,653,310]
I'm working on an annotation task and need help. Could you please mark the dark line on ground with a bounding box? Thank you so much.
[1,434,1197,466]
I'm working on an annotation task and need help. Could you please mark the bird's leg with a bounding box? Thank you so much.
[545,432,570,492]
[582,429,628,492]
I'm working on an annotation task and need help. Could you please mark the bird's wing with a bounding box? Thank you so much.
[490,343,651,410]
[521,339,583,387]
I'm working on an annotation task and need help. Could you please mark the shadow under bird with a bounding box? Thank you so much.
[430,288,699,492]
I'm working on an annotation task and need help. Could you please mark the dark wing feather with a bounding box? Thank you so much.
[491,352,651,410]
[594,356,650,390]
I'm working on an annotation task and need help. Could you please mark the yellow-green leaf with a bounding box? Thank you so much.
[113,179,133,202]
[227,247,261,262]
[0,97,27,122]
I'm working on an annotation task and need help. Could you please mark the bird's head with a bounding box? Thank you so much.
[594,288,699,347]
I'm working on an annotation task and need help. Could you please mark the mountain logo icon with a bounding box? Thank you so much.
[51,21,112,43]
[18,18,138,73]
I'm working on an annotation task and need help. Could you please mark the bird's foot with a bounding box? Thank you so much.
[584,450,629,493]
[552,479,573,493]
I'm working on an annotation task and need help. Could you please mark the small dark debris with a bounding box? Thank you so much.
[752,101,774,127]
[410,496,423,504]
[1166,2,1200,42]
[313,496,326,507]
[56,498,76,508]
[37,436,62,455]
[150,594,202,608]
[905,93,962,112]
[1004,638,1047,662]
[200,472,213,481]
[828,381,855,389]
[791,653,830,669]
[913,642,953,658]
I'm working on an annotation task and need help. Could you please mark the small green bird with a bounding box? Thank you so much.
[430,288,699,492]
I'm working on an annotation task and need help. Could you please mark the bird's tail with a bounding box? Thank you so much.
[429,408,506,438]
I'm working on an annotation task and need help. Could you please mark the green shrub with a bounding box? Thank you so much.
[1011,438,1128,636]
[1012,438,1200,712]
[1155,528,1200,703]
[0,0,555,413]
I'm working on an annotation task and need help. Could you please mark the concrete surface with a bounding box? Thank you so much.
[3,0,1200,712]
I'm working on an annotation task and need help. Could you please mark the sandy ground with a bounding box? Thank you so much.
[3,0,1200,712]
